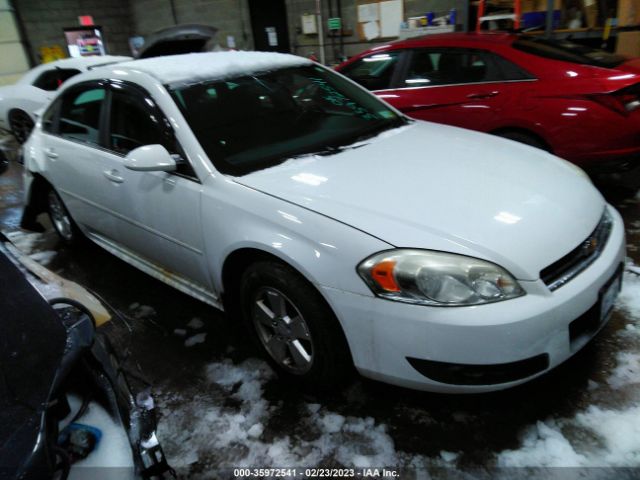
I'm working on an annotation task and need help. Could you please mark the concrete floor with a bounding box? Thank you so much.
[1,144,639,479]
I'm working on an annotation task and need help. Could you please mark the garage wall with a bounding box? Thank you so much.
[128,0,467,64]
[16,0,134,61]
[0,0,30,85]
[288,0,468,62]
[13,0,468,68]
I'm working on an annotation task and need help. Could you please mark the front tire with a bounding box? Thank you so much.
[47,189,82,245]
[9,110,34,145]
[239,260,353,390]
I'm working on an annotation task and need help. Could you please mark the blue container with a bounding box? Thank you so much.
[426,11,435,26]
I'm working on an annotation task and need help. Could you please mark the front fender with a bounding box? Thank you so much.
[200,177,392,297]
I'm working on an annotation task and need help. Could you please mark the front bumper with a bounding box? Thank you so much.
[322,206,626,393]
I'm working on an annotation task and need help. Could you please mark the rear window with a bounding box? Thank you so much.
[33,68,81,91]
[512,37,626,68]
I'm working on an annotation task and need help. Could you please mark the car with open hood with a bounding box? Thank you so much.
[136,23,219,59]
[21,51,625,393]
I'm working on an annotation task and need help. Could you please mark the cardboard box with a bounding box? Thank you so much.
[618,0,640,27]
[521,0,561,13]
[582,0,598,28]
[616,31,640,57]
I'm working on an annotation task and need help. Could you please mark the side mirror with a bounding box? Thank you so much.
[123,144,176,172]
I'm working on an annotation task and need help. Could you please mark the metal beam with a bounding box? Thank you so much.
[545,0,555,38]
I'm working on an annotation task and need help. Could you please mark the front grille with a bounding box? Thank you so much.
[541,210,613,291]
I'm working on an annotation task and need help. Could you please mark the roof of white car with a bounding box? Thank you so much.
[114,51,313,85]
[48,55,132,70]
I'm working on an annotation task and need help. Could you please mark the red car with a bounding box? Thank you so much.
[336,32,640,170]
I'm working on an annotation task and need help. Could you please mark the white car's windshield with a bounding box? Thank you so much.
[170,65,405,175]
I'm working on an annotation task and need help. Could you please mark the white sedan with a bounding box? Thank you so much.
[0,55,130,143]
[22,52,625,392]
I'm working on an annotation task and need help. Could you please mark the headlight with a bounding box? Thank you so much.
[357,249,525,306]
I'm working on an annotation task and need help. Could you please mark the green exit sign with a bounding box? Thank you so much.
[328,17,342,30]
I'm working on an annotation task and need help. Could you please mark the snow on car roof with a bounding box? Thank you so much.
[49,55,132,70]
[115,51,313,86]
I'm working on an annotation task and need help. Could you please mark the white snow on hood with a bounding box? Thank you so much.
[117,51,312,85]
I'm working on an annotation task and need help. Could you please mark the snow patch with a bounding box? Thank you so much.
[617,268,640,322]
[5,230,45,255]
[159,359,397,470]
[497,405,640,467]
[320,413,345,434]
[607,352,640,389]
[117,51,312,85]
[497,420,587,467]
[439,451,459,463]
[28,249,57,266]
[184,333,207,347]
[173,328,187,337]
[187,317,204,329]
[129,304,156,319]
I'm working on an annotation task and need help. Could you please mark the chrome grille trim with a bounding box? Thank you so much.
[541,210,613,291]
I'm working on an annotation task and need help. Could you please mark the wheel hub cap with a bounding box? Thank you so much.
[48,191,73,241]
[252,287,313,374]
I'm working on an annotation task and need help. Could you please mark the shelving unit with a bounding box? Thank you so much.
[474,1,640,53]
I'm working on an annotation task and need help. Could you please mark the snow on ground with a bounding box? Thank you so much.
[157,358,400,473]
[4,230,59,267]
[617,266,640,323]
[5,230,45,255]
[27,249,57,266]
[154,262,640,475]
[607,352,640,389]
[497,263,640,468]
[188,317,205,329]
[184,332,207,347]
[128,303,157,319]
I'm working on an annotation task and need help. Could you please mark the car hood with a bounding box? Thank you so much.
[233,122,605,280]
[137,23,219,59]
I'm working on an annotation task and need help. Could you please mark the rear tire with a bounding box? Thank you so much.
[495,131,550,152]
[47,189,83,246]
[9,110,34,145]
[239,260,353,391]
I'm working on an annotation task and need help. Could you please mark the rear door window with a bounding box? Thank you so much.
[33,68,81,91]
[340,51,401,90]
[58,87,105,145]
[403,49,503,87]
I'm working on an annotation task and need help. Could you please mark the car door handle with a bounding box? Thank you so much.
[103,169,124,183]
[44,148,58,159]
[467,91,500,99]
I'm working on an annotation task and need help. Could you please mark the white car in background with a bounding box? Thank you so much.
[22,52,625,393]
[0,55,130,143]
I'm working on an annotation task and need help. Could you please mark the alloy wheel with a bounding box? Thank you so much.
[48,191,73,241]
[251,287,314,374]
